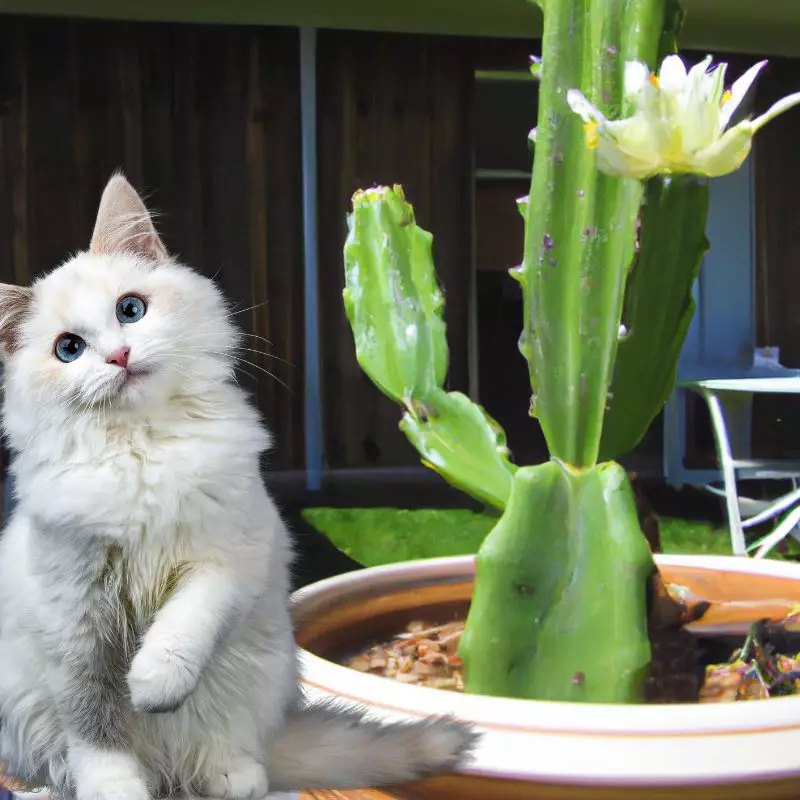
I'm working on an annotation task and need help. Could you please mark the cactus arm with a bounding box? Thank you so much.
[599,176,710,461]
[459,460,653,702]
[400,390,515,509]
[343,185,447,405]
[656,0,687,60]
[343,186,515,508]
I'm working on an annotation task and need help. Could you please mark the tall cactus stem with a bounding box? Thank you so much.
[460,0,685,703]
[519,0,671,467]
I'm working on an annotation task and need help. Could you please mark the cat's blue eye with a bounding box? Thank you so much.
[54,334,86,363]
[116,295,147,324]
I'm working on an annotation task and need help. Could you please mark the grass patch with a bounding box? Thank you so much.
[302,507,493,567]
[301,506,779,569]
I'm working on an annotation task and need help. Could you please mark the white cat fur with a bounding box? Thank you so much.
[0,173,476,800]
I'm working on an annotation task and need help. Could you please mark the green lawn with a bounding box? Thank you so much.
[302,506,800,568]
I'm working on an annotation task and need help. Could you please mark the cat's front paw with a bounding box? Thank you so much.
[72,749,151,800]
[77,776,151,800]
[202,759,269,800]
[127,639,199,713]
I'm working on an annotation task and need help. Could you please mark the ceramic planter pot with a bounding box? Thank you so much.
[293,554,800,800]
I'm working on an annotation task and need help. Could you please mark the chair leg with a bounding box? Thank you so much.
[753,505,800,559]
[701,389,747,555]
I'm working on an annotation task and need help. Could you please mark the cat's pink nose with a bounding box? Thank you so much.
[106,346,130,368]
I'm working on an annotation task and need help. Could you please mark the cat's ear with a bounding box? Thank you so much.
[0,284,33,355]
[89,172,168,263]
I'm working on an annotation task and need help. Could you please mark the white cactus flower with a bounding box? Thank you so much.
[566,54,800,180]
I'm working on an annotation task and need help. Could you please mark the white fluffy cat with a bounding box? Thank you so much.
[0,174,476,800]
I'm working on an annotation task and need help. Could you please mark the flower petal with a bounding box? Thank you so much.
[688,56,720,110]
[751,90,800,131]
[720,60,768,130]
[706,62,728,107]
[683,58,725,151]
[686,55,714,91]
[624,61,649,99]
[689,123,753,177]
[594,117,662,180]
[566,89,605,123]
[595,145,661,180]
[658,54,688,94]
[568,53,800,181]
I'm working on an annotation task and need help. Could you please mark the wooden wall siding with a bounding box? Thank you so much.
[751,55,800,459]
[0,16,306,469]
[316,30,474,469]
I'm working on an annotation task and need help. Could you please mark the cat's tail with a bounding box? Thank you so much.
[267,698,479,792]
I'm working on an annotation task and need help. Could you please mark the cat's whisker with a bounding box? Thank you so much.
[230,366,261,386]
[240,331,281,352]
[184,305,273,339]
[229,357,292,394]
[168,346,290,391]
[173,351,258,387]
[224,301,271,320]
[169,336,295,369]
[183,302,272,332]
[154,345,286,392]
[230,346,296,370]
[172,366,198,385]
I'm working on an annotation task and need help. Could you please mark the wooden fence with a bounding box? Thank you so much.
[1,15,800,476]
[0,15,306,468]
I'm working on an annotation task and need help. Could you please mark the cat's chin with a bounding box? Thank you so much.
[122,369,152,389]
[111,368,167,410]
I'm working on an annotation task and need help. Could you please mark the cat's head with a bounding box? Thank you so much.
[0,173,238,420]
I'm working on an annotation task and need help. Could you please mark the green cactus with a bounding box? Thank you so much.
[343,187,516,509]
[460,460,653,702]
[462,0,686,702]
[343,186,447,405]
[600,176,710,462]
[399,389,515,509]
[518,0,673,468]
[339,0,720,705]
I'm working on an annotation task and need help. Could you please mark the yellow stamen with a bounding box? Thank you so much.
[721,89,732,106]
[648,74,660,88]
[584,121,599,150]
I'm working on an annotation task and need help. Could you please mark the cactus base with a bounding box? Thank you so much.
[459,459,655,703]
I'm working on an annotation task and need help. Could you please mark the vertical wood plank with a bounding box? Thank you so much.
[260,28,305,468]
[752,54,800,459]
[10,18,28,286]
[246,29,272,426]
[116,23,144,188]
[316,30,475,469]
[0,16,306,469]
